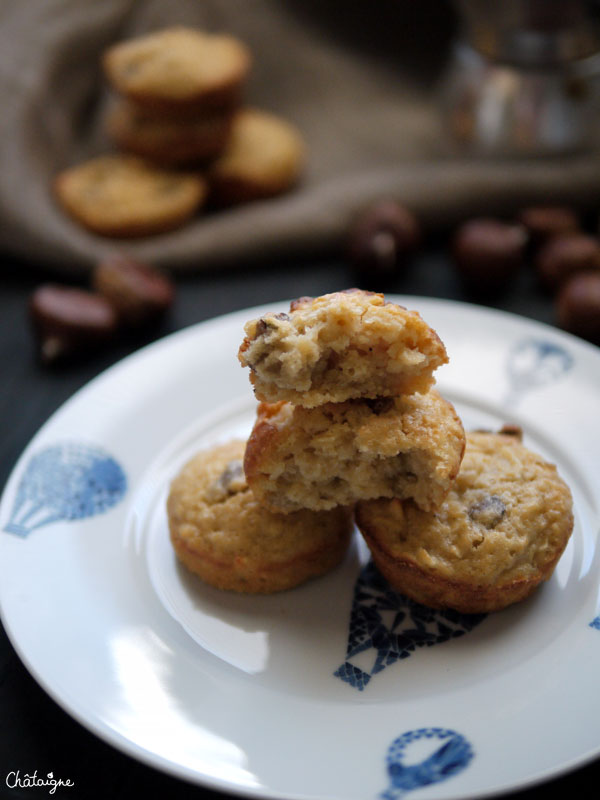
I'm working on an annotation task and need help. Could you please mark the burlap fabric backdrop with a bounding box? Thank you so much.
[1,0,600,275]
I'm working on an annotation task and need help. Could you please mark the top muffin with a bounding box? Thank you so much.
[103,26,252,114]
[238,289,448,407]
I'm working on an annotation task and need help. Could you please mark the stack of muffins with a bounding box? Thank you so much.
[54,27,306,238]
[103,27,250,169]
[167,289,574,613]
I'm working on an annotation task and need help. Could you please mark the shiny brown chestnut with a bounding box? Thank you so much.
[452,218,527,294]
[556,272,600,344]
[518,206,580,248]
[29,284,118,365]
[346,199,421,289]
[535,233,600,292]
[92,253,175,329]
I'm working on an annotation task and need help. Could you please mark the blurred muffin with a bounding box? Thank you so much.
[54,154,206,237]
[103,26,251,114]
[208,108,305,205]
[105,99,235,165]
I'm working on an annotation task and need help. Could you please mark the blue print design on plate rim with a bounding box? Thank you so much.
[4,442,127,537]
[335,561,486,690]
[505,338,573,406]
[589,617,600,631]
[381,728,474,799]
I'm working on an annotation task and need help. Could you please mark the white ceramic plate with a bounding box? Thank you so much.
[1,297,600,800]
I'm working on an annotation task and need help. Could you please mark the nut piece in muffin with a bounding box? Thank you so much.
[167,440,353,593]
[355,428,574,614]
[238,290,448,407]
[243,390,465,513]
[208,108,305,205]
[103,26,251,114]
[54,154,207,237]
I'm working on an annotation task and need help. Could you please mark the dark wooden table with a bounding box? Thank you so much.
[0,243,597,799]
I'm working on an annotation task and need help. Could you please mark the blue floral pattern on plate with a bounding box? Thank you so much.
[4,442,127,537]
[381,728,474,799]
[335,561,486,690]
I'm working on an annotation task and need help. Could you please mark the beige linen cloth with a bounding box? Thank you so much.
[2,0,600,275]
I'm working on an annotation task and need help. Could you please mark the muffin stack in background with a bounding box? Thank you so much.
[167,289,574,615]
[103,27,251,168]
[54,26,306,238]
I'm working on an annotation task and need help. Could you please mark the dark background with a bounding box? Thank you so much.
[1,232,598,799]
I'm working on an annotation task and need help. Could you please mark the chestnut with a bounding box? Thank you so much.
[92,253,175,329]
[346,199,421,289]
[452,218,527,294]
[556,272,600,344]
[29,284,118,365]
[535,233,600,292]
[518,206,579,248]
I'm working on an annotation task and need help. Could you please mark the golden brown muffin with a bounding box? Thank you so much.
[105,99,234,166]
[54,154,207,237]
[167,440,353,593]
[238,290,448,407]
[103,27,251,114]
[244,390,465,514]
[208,108,305,205]
[355,428,574,613]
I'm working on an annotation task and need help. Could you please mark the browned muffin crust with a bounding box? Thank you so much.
[167,440,353,593]
[356,429,574,613]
